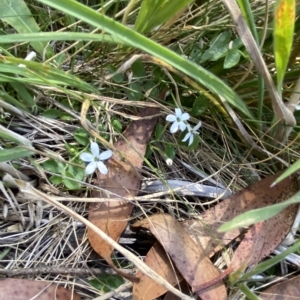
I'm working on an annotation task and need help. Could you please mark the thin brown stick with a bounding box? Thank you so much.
[0,267,110,277]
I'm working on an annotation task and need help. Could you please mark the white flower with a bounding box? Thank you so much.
[80,142,112,175]
[182,121,202,146]
[166,108,190,133]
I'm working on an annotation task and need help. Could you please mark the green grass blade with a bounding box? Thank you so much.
[274,0,296,92]
[239,237,300,281]
[0,32,125,45]
[219,191,300,232]
[34,0,254,120]
[0,58,97,93]
[271,160,300,186]
[134,0,194,34]
[0,0,54,58]
[0,147,34,163]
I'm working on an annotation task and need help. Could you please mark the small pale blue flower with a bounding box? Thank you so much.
[182,121,202,146]
[80,142,112,175]
[166,108,190,133]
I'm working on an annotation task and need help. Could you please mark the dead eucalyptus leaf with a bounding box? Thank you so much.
[136,172,296,296]
[132,214,227,300]
[184,173,296,257]
[259,275,300,300]
[228,177,299,276]
[0,278,80,300]
[88,92,164,280]
[132,242,183,300]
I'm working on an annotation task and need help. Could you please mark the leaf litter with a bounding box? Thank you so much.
[0,278,80,300]
[132,172,298,299]
[88,92,165,280]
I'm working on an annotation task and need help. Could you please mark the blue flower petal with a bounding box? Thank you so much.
[98,150,112,161]
[85,161,97,175]
[91,142,100,157]
[80,152,94,162]
[97,161,108,174]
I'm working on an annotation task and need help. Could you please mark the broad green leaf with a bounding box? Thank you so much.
[165,144,176,159]
[63,172,82,190]
[131,60,146,78]
[134,0,194,34]
[111,117,122,133]
[42,109,61,119]
[224,49,241,69]
[74,128,89,146]
[43,159,65,174]
[127,82,142,101]
[200,31,232,63]
[32,0,254,120]
[218,191,300,232]
[108,64,124,83]
[89,274,124,293]
[49,175,63,185]
[274,0,295,92]
[0,147,33,162]
[0,0,53,58]
[155,123,164,140]
[191,95,209,116]
[271,160,300,186]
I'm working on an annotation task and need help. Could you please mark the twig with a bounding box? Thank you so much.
[0,267,108,277]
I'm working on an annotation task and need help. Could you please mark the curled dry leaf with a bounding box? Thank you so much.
[259,274,300,300]
[88,92,165,280]
[132,214,227,300]
[0,278,80,300]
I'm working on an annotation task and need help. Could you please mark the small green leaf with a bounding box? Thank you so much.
[112,117,122,133]
[224,48,241,69]
[89,274,124,293]
[131,60,146,78]
[49,175,63,185]
[191,95,209,116]
[43,159,65,174]
[74,128,89,146]
[67,165,84,181]
[63,172,82,190]
[155,123,164,140]
[108,65,123,83]
[165,144,176,159]
[0,147,33,163]
[145,145,153,159]
[200,31,232,63]
[127,82,142,101]
[42,109,61,119]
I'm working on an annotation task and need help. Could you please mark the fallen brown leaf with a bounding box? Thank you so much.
[132,242,183,300]
[0,278,80,300]
[136,172,297,298]
[259,275,300,300]
[184,173,296,257]
[228,176,299,276]
[132,214,227,300]
[88,91,165,280]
